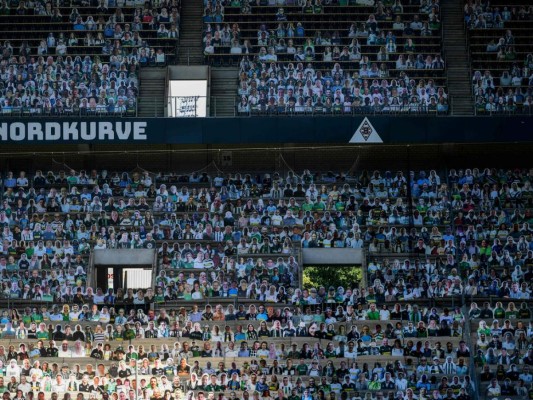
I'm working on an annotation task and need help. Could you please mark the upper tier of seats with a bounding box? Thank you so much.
[0,0,180,116]
[465,0,533,114]
[201,0,448,115]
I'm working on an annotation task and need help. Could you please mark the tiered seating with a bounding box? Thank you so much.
[1,167,533,400]
[203,2,448,115]
[468,306,533,399]
[0,1,180,116]
[0,305,474,399]
[363,167,533,297]
[363,166,533,398]
[465,0,533,114]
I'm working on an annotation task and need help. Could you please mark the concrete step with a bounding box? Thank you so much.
[178,50,204,56]
[177,59,205,65]
[138,68,167,116]
[178,0,206,70]
[178,44,202,49]
[210,67,240,116]
[453,104,474,108]
[441,0,473,112]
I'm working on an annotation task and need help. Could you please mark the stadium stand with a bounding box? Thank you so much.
[465,0,533,114]
[200,1,449,115]
[1,0,533,399]
[0,0,180,116]
[0,166,532,400]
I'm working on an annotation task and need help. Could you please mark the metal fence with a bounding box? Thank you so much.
[0,104,138,118]
[0,96,466,118]
[474,105,533,116]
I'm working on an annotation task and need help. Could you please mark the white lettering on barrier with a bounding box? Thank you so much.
[62,122,79,140]
[80,122,96,140]
[27,123,44,141]
[0,122,150,141]
[116,122,131,140]
[0,123,7,141]
[133,122,147,140]
[99,122,114,140]
[10,123,25,141]
[45,122,61,140]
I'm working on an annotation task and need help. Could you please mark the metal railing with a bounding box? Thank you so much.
[0,105,138,118]
[168,95,451,117]
[237,103,450,116]
[0,96,462,118]
[474,105,533,116]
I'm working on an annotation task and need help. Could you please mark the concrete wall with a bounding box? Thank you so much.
[3,143,533,174]
[93,249,155,265]
[302,248,363,265]
[168,66,209,80]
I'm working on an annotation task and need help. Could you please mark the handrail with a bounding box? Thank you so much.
[9,96,533,117]
[474,105,533,116]
[0,99,452,117]
[236,103,450,116]
[464,305,480,399]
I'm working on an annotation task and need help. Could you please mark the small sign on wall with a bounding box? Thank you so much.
[107,267,114,289]
[221,151,233,166]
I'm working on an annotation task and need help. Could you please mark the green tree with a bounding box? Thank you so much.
[303,265,362,289]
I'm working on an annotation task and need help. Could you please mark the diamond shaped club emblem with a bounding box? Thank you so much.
[360,120,373,141]
[349,117,383,143]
